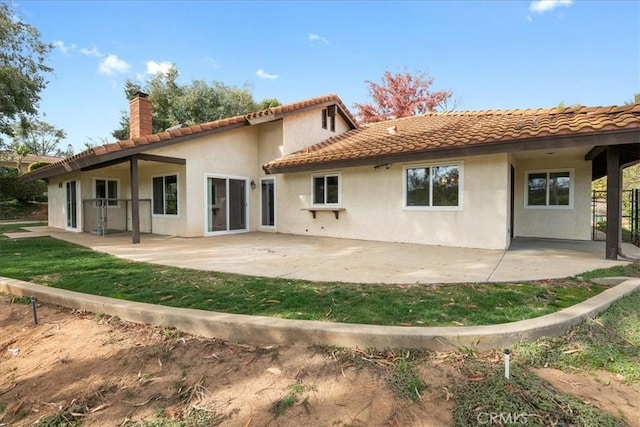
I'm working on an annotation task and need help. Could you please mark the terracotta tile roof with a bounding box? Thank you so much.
[22,154,64,164]
[246,94,358,126]
[263,104,640,173]
[22,94,355,181]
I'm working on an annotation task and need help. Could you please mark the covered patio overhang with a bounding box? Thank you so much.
[22,152,186,244]
[586,142,640,260]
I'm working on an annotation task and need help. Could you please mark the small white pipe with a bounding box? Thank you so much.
[504,349,511,380]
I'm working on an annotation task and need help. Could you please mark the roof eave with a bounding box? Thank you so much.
[263,129,640,174]
[20,120,251,182]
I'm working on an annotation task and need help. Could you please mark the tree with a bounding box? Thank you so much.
[257,98,281,110]
[353,67,453,124]
[9,118,67,156]
[624,93,640,106]
[0,140,29,171]
[112,65,280,140]
[0,1,52,137]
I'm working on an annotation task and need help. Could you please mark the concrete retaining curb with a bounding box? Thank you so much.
[2,276,638,350]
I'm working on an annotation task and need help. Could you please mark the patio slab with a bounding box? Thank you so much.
[7,228,635,284]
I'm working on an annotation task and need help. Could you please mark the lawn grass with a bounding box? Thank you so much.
[514,290,640,383]
[0,222,46,234]
[453,360,626,426]
[579,262,640,279]
[0,233,611,327]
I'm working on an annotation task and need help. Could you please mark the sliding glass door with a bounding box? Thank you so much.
[65,180,78,230]
[206,175,247,234]
[260,178,275,227]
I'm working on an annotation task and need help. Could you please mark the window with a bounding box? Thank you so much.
[526,170,572,208]
[153,174,178,215]
[321,107,336,132]
[95,178,118,206]
[405,164,461,208]
[312,174,340,205]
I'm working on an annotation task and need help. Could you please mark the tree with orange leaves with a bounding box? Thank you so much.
[353,68,453,124]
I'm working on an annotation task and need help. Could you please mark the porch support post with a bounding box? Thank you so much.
[605,146,620,259]
[130,155,141,244]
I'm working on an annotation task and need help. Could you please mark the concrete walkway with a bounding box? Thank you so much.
[5,227,638,283]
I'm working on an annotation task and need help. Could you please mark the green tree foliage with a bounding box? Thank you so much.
[112,65,280,140]
[0,170,46,202]
[0,1,52,137]
[0,140,29,171]
[27,161,50,171]
[625,93,640,105]
[8,118,67,156]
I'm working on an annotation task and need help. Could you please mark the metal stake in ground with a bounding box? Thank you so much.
[31,296,38,325]
[504,348,510,380]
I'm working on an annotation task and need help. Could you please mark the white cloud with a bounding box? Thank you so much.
[529,0,572,14]
[80,46,102,57]
[146,60,173,75]
[309,33,329,44]
[256,68,279,80]
[53,40,76,55]
[98,54,131,75]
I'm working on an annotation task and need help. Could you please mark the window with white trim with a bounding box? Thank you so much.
[312,174,340,205]
[404,164,461,208]
[94,178,118,206]
[153,174,178,215]
[526,170,573,208]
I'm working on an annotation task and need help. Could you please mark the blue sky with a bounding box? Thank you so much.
[14,0,640,153]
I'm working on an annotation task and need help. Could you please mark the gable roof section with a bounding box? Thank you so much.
[22,94,355,182]
[263,104,640,174]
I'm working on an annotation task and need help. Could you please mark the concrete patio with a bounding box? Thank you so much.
[7,226,638,284]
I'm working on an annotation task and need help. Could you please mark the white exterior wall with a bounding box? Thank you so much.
[140,127,259,236]
[47,176,73,230]
[274,153,511,250]
[282,109,351,155]
[43,105,355,238]
[514,154,591,240]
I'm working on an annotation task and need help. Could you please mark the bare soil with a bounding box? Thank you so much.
[1,296,638,426]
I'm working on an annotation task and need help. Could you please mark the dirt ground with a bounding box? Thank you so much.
[1,296,638,427]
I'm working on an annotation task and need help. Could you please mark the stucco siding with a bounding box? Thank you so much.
[140,127,259,236]
[274,153,511,249]
[282,109,351,155]
[514,154,591,240]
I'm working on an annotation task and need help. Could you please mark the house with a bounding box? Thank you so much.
[22,94,639,260]
[0,153,64,174]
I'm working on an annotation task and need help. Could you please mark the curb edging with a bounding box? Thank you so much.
[1,277,638,350]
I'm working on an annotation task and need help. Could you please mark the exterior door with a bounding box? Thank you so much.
[206,175,248,234]
[65,180,78,230]
[261,178,275,227]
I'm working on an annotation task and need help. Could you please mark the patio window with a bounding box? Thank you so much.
[153,174,178,215]
[526,170,573,208]
[94,178,118,206]
[312,173,340,206]
[404,163,461,209]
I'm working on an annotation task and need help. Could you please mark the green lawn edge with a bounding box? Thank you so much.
[1,229,636,327]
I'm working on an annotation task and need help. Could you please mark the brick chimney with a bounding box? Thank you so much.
[129,92,152,139]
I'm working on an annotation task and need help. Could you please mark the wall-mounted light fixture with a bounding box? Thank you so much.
[250,180,257,189]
